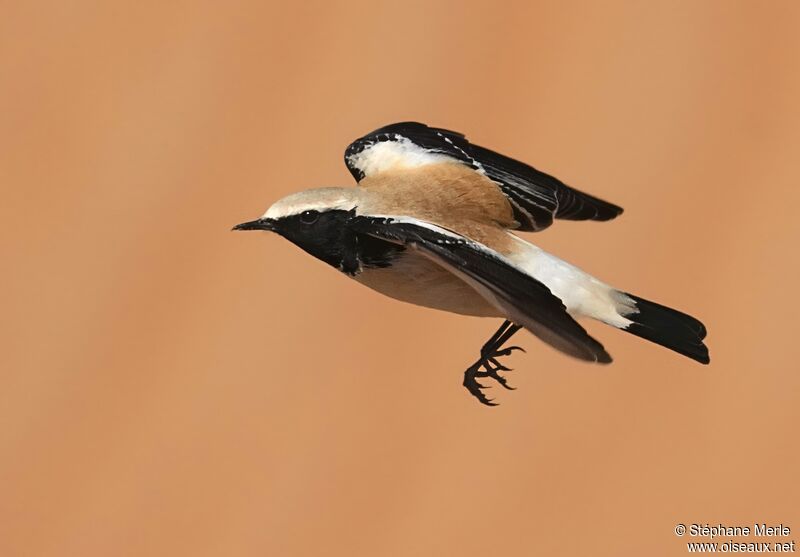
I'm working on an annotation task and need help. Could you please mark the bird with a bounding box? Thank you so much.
[233,122,709,405]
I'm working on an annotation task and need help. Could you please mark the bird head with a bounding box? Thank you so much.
[233,187,362,268]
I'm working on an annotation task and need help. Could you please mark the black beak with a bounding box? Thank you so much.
[232,218,275,232]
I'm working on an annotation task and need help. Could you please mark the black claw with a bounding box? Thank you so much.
[495,346,525,357]
[487,357,511,372]
[480,362,515,390]
[492,373,516,391]
[462,321,526,404]
[463,365,500,406]
[466,383,498,406]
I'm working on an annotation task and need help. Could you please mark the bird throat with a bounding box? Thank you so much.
[276,210,404,276]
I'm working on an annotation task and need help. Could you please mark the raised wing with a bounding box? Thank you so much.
[349,215,612,363]
[344,122,623,231]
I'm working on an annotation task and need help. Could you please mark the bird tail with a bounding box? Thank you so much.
[620,293,710,364]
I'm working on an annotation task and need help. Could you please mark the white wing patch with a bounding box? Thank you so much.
[346,136,458,177]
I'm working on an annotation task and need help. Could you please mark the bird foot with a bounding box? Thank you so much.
[463,347,524,406]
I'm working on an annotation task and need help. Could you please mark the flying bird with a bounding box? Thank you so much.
[234,122,709,405]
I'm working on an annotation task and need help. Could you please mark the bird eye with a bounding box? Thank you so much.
[299,210,319,224]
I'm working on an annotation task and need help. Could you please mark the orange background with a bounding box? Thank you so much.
[2,1,799,555]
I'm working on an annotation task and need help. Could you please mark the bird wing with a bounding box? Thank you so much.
[344,122,623,231]
[349,215,612,363]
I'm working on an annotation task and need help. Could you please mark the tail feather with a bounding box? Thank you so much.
[622,294,710,364]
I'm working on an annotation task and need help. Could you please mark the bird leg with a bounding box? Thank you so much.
[463,320,525,406]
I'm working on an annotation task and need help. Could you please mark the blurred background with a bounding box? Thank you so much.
[2,1,799,555]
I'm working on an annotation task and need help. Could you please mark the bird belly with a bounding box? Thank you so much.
[353,251,500,317]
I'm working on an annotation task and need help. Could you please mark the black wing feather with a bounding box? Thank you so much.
[349,215,612,363]
[345,122,623,231]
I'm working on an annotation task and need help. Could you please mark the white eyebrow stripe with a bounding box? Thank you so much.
[262,188,361,219]
[264,200,343,219]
